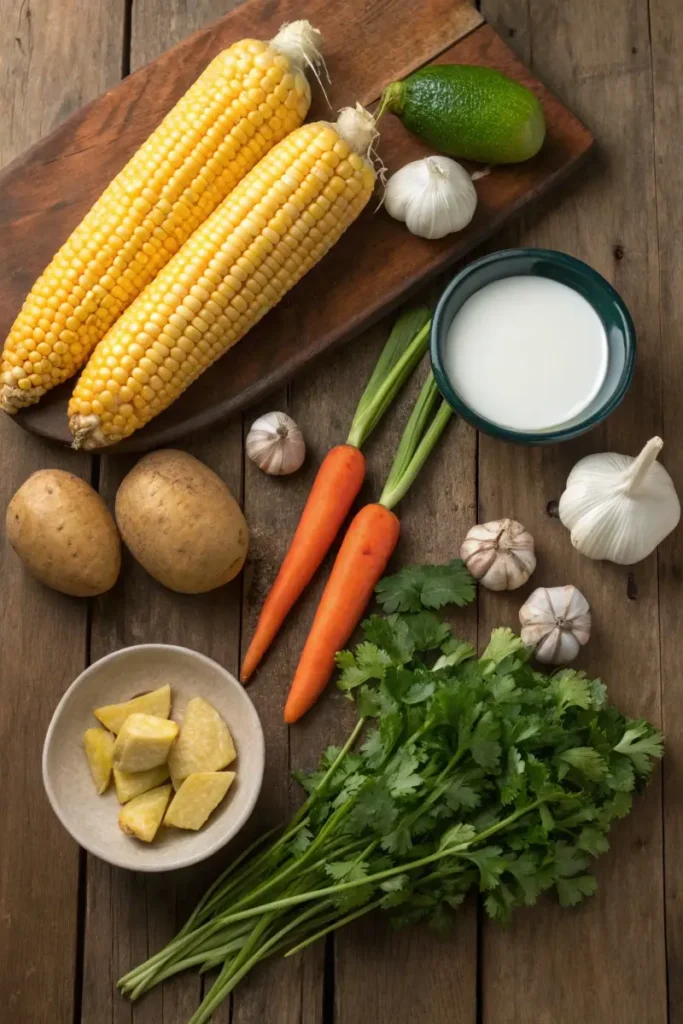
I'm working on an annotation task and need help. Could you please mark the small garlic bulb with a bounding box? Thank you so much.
[519,586,591,665]
[246,412,305,476]
[384,156,477,240]
[460,519,536,591]
[559,437,680,565]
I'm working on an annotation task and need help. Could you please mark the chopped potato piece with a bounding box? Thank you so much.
[164,772,235,830]
[118,784,172,843]
[83,727,114,794]
[94,684,171,734]
[113,764,170,804]
[113,713,178,772]
[168,697,236,788]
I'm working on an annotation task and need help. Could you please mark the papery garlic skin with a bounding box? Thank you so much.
[519,585,591,666]
[460,518,536,591]
[246,412,306,476]
[559,437,680,564]
[385,156,477,240]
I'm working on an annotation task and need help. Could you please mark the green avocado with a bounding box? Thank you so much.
[380,65,546,164]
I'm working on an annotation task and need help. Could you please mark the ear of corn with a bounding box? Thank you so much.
[1,21,322,414]
[68,108,377,449]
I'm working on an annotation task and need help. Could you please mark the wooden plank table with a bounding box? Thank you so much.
[0,1,679,1022]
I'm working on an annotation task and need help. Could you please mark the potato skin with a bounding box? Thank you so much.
[115,450,249,593]
[6,469,121,596]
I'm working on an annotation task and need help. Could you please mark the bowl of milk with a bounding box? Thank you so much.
[430,249,635,444]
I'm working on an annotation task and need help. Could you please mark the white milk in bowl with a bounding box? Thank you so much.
[443,276,608,432]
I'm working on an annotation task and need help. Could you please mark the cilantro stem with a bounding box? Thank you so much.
[284,897,384,957]
[190,902,334,1024]
[183,803,544,934]
[346,314,431,449]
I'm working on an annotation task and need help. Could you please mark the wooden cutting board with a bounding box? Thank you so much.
[0,0,593,453]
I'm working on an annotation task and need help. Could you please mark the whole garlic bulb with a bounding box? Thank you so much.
[384,156,477,240]
[246,412,305,476]
[519,586,591,665]
[559,437,680,564]
[460,519,536,591]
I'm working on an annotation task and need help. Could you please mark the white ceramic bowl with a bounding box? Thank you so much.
[42,644,265,872]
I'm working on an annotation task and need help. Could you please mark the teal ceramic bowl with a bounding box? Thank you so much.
[430,249,636,444]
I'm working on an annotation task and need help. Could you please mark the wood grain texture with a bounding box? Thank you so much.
[0,1,122,1021]
[1,3,595,452]
[478,2,667,1022]
[649,0,683,1017]
[79,5,246,1024]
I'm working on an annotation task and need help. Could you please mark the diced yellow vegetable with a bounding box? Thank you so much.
[68,107,377,449]
[113,713,178,772]
[1,23,321,413]
[83,727,114,795]
[94,684,171,734]
[113,764,170,804]
[118,784,172,843]
[168,697,236,789]
[164,772,235,830]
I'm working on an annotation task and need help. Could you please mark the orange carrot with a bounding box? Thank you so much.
[242,445,365,681]
[240,307,431,682]
[284,372,453,723]
[284,504,400,723]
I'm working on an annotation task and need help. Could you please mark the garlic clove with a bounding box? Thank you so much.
[535,627,581,666]
[246,412,306,476]
[519,585,591,665]
[460,519,536,591]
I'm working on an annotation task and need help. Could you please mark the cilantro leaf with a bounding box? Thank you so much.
[439,823,477,851]
[382,824,413,855]
[607,753,635,792]
[445,772,482,812]
[419,561,475,609]
[556,747,608,782]
[614,722,664,776]
[480,628,527,673]
[434,639,476,671]
[466,846,507,889]
[553,842,590,878]
[577,827,609,856]
[360,728,384,769]
[362,614,415,664]
[484,884,516,923]
[404,678,436,704]
[387,751,423,798]
[471,712,502,769]
[335,643,393,693]
[404,611,452,651]
[500,746,525,805]
[375,561,475,613]
[556,875,597,907]
[289,826,313,855]
[551,670,593,712]
[326,860,369,883]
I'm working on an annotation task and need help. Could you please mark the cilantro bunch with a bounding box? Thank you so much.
[120,563,663,1024]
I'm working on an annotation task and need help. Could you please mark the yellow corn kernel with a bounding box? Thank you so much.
[69,109,376,449]
[1,22,323,414]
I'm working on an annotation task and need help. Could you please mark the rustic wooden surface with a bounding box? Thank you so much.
[0,2,679,1024]
[0,0,594,451]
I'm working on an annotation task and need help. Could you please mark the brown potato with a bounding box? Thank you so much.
[115,450,249,593]
[6,469,121,596]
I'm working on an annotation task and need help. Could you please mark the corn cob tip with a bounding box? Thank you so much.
[335,105,379,158]
[70,414,112,451]
[1,382,38,414]
[272,20,324,73]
